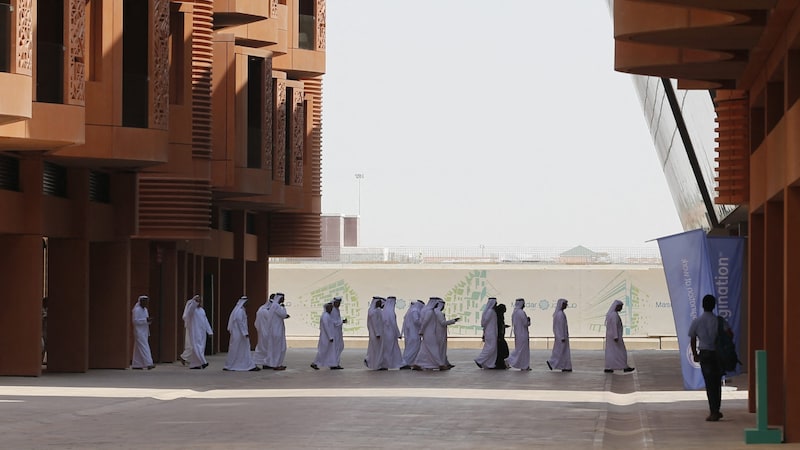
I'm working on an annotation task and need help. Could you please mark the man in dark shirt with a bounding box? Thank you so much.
[688,294,731,422]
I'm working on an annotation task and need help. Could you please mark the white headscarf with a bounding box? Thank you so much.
[133,295,148,312]
[228,296,248,332]
[369,296,384,311]
[514,298,525,310]
[482,298,498,325]
[182,295,199,322]
[606,299,623,317]
[554,298,568,317]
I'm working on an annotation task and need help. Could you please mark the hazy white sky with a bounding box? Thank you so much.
[320,1,684,248]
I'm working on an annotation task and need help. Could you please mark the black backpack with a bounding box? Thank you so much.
[715,316,740,373]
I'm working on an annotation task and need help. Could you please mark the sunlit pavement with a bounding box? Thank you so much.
[0,349,788,449]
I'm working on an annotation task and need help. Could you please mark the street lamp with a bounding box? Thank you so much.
[354,173,365,216]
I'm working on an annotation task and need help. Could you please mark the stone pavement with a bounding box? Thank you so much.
[0,349,791,449]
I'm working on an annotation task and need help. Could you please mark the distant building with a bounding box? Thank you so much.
[558,246,609,265]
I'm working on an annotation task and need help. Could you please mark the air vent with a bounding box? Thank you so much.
[43,162,67,197]
[0,155,20,191]
[89,171,111,203]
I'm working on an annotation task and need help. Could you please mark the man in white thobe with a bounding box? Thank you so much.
[435,299,459,369]
[311,302,338,369]
[412,299,441,370]
[223,296,260,371]
[331,296,346,369]
[364,297,385,370]
[474,297,498,369]
[184,294,213,369]
[547,298,572,372]
[604,299,634,373]
[253,294,275,369]
[401,300,424,368]
[506,298,531,370]
[131,295,155,370]
[263,293,289,370]
[380,296,404,369]
[179,296,195,365]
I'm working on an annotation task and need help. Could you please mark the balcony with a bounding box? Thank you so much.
[214,0,270,29]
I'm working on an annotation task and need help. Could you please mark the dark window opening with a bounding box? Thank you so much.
[246,212,256,234]
[247,56,263,169]
[89,171,111,203]
[220,210,232,232]
[88,0,103,81]
[298,0,315,50]
[122,0,149,128]
[285,87,292,185]
[0,155,20,191]
[37,0,65,103]
[43,162,68,198]
[168,8,184,105]
[0,0,11,73]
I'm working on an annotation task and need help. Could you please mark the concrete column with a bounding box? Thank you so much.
[89,241,131,368]
[764,200,785,426]
[47,238,90,372]
[152,243,178,363]
[219,211,247,352]
[748,212,764,413]
[0,235,44,376]
[784,187,800,441]
[203,256,220,353]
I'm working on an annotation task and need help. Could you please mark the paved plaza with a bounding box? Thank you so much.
[0,349,791,449]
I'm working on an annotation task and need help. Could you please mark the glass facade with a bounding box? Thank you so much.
[631,75,737,232]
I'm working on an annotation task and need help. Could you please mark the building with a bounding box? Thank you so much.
[612,1,800,440]
[0,0,325,376]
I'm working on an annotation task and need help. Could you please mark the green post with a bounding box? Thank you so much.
[744,350,782,444]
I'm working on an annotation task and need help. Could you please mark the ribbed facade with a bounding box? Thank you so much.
[191,0,214,159]
[138,177,212,238]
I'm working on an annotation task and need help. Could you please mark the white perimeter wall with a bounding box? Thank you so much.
[268,264,676,338]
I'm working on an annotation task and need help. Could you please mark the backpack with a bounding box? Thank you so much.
[715,316,740,373]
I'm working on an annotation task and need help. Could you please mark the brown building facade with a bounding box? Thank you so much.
[0,0,325,376]
[613,0,800,440]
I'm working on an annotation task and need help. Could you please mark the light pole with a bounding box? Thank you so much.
[355,173,364,216]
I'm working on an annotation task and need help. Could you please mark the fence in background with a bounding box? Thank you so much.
[271,245,663,265]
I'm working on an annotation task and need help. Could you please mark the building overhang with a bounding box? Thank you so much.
[613,0,794,89]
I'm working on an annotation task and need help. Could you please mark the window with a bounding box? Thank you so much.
[0,0,11,73]
[122,0,149,127]
[247,56,264,168]
[37,0,65,103]
[219,210,232,232]
[168,7,184,105]
[298,0,315,50]
[284,87,293,184]
[246,212,256,234]
[87,0,103,81]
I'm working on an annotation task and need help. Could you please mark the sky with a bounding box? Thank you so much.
[320,1,685,249]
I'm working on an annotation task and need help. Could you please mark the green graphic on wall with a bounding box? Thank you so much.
[443,270,491,335]
[305,279,363,333]
[585,271,648,336]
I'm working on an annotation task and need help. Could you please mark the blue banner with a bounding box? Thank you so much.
[706,236,745,377]
[656,229,715,390]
